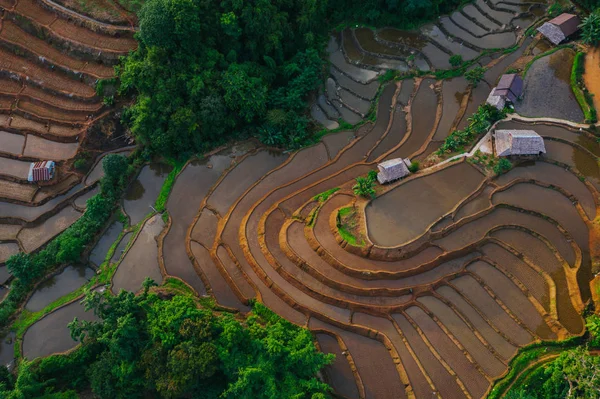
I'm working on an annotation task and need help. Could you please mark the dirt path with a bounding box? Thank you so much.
[584,47,600,112]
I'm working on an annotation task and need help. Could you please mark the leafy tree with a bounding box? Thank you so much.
[222,64,268,123]
[542,347,600,398]
[449,54,463,67]
[6,253,36,285]
[580,11,600,46]
[586,314,600,346]
[465,66,486,87]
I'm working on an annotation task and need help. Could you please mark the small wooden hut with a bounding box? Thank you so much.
[28,161,55,182]
[537,13,581,45]
[377,158,411,184]
[486,74,523,110]
[494,130,546,157]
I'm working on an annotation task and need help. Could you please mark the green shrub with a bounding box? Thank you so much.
[313,188,340,202]
[102,96,115,106]
[493,158,512,175]
[580,11,600,46]
[449,54,463,67]
[586,314,600,347]
[408,161,419,173]
[73,158,88,171]
[378,69,397,83]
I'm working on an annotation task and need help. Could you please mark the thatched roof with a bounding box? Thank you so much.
[486,87,506,111]
[537,13,580,45]
[495,130,546,156]
[377,158,410,184]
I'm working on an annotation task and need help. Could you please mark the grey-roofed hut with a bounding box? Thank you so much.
[486,74,523,110]
[495,130,546,157]
[537,13,581,45]
[494,74,523,103]
[377,158,411,184]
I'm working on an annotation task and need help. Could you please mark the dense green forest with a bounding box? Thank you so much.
[0,282,332,398]
[115,0,470,157]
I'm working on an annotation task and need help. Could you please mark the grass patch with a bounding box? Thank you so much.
[571,51,598,123]
[313,188,340,203]
[162,277,198,298]
[336,206,365,247]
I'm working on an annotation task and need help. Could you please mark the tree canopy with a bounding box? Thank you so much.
[1,283,333,398]
[118,0,328,157]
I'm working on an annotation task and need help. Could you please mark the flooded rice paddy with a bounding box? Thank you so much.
[112,214,164,293]
[23,290,101,359]
[25,265,95,312]
[366,162,485,246]
[123,163,172,225]
[89,221,124,267]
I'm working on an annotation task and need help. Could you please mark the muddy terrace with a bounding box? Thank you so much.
[7,0,600,398]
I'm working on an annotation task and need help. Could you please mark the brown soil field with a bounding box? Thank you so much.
[583,47,600,112]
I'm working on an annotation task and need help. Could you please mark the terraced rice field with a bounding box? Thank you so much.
[17,1,600,398]
[312,0,542,128]
[0,0,136,272]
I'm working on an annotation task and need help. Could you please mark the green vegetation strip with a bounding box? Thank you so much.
[313,188,340,203]
[487,336,585,399]
[437,104,505,155]
[571,51,598,124]
[154,157,188,213]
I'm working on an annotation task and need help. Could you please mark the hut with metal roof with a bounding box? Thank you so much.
[537,13,581,45]
[28,161,55,182]
[486,74,523,111]
[494,130,546,157]
[377,158,411,184]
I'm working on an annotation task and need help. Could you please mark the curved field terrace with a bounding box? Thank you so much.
[14,1,600,398]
